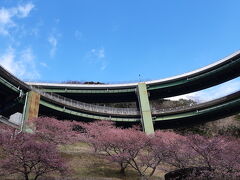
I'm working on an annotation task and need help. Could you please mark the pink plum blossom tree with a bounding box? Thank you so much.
[0,130,67,180]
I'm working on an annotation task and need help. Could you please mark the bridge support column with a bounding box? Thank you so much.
[22,91,40,133]
[137,83,154,134]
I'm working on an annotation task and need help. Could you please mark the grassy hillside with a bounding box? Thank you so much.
[59,142,165,180]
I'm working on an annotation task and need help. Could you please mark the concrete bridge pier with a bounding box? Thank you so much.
[22,91,40,133]
[137,83,154,134]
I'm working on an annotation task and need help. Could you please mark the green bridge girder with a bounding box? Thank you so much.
[40,88,135,94]
[0,76,22,93]
[154,97,240,121]
[38,90,240,126]
[40,100,140,122]
[148,57,240,91]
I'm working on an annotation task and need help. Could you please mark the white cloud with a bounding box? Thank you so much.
[100,62,107,71]
[0,8,15,35]
[98,48,105,59]
[29,20,43,37]
[0,3,34,36]
[167,94,193,101]
[0,47,17,72]
[74,30,82,40]
[48,35,58,57]
[90,48,105,59]
[167,79,240,103]
[0,47,40,80]
[86,47,107,70]
[40,62,48,67]
[17,3,35,18]
[0,8,12,24]
[48,29,61,58]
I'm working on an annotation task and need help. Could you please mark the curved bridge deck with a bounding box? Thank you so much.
[0,51,240,132]
[28,51,240,100]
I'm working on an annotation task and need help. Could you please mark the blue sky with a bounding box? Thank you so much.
[0,0,240,101]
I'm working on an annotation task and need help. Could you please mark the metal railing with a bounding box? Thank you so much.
[152,90,240,114]
[31,86,140,116]
[152,104,196,114]
[30,86,240,117]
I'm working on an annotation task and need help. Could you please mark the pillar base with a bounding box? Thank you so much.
[22,91,40,132]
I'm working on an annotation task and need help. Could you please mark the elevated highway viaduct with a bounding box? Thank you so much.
[28,50,240,102]
[0,51,240,134]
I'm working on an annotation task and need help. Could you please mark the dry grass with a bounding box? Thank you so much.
[59,142,165,180]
